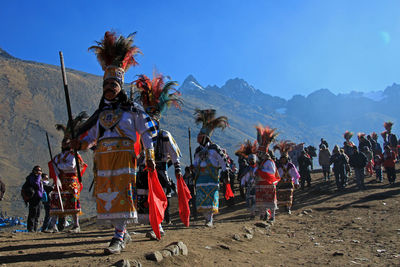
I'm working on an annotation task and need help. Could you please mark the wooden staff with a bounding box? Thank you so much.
[59,51,82,183]
[46,132,64,211]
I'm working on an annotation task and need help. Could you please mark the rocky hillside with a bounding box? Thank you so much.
[1,48,400,217]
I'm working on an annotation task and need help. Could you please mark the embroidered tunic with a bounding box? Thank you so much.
[193,142,228,214]
[49,151,87,216]
[255,159,280,211]
[81,103,156,222]
[241,164,257,213]
[277,162,300,207]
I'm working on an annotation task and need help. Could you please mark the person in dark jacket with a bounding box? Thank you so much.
[0,177,5,201]
[297,149,313,188]
[349,147,368,190]
[319,138,329,149]
[26,166,44,232]
[330,145,348,191]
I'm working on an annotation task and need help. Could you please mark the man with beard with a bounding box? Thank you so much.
[72,31,157,254]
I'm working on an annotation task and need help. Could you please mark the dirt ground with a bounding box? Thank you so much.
[0,168,399,267]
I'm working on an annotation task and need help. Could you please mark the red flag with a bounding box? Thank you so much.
[176,174,192,227]
[225,183,234,200]
[134,132,141,156]
[147,168,167,240]
[48,161,58,184]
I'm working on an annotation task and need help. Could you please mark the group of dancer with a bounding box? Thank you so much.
[30,30,398,256]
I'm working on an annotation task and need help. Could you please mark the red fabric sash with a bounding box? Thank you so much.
[176,174,192,227]
[225,183,234,200]
[255,169,280,185]
[147,168,167,240]
[134,132,141,156]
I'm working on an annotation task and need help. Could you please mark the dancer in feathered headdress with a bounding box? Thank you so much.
[382,121,398,156]
[71,31,159,253]
[370,132,383,156]
[252,125,280,222]
[47,112,88,233]
[357,132,372,154]
[273,140,300,213]
[192,109,229,227]
[236,140,258,217]
[134,73,190,237]
[343,130,356,157]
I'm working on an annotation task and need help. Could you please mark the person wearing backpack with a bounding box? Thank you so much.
[25,166,44,232]
[349,146,368,190]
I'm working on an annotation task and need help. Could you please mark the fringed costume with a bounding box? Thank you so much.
[274,141,300,213]
[48,112,88,232]
[254,125,280,221]
[237,140,258,216]
[135,73,191,238]
[76,31,157,254]
[193,109,229,227]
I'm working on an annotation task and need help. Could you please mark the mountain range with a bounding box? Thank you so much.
[0,47,399,216]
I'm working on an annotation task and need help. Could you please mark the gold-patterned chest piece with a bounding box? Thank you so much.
[99,109,123,130]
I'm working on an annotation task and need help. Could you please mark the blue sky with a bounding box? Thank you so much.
[1,0,400,99]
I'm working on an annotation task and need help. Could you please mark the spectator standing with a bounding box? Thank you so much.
[25,166,44,232]
[0,177,5,201]
[318,144,331,181]
[297,149,313,188]
[330,145,349,191]
[319,138,329,149]
[349,147,368,190]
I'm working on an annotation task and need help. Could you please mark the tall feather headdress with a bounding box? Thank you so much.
[255,125,278,153]
[194,109,228,137]
[56,111,89,140]
[343,131,353,140]
[273,140,295,158]
[89,31,141,85]
[235,140,257,158]
[134,72,182,119]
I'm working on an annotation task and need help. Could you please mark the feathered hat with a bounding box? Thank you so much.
[255,125,278,153]
[89,31,141,85]
[384,121,393,132]
[371,132,378,140]
[357,132,366,140]
[56,111,89,141]
[235,140,257,158]
[273,140,295,159]
[343,131,353,140]
[134,72,182,120]
[194,109,228,138]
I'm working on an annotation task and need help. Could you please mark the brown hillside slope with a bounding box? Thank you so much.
[0,171,399,266]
